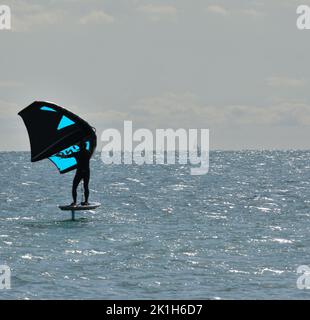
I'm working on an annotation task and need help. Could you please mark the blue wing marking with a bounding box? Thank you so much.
[57,116,75,130]
[41,106,57,112]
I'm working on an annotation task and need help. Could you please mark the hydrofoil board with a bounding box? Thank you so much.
[59,202,101,211]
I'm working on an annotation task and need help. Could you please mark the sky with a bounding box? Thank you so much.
[1,0,310,150]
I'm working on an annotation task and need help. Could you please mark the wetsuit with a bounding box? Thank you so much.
[72,147,91,204]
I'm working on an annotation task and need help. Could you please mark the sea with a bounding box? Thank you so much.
[1,151,310,299]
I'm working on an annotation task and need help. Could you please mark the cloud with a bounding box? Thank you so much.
[80,110,128,126]
[12,6,65,31]
[136,4,177,22]
[206,5,262,17]
[128,92,310,127]
[0,81,23,88]
[79,10,115,25]
[0,100,20,118]
[266,76,306,88]
[9,2,115,31]
[206,5,230,16]
[239,9,262,17]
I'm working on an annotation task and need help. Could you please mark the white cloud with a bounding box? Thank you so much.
[128,92,310,127]
[12,7,65,31]
[137,4,177,22]
[239,9,262,17]
[206,5,263,17]
[266,76,306,88]
[206,5,230,16]
[79,10,115,25]
[9,3,115,31]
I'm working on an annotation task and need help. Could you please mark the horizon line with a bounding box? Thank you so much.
[1,149,310,152]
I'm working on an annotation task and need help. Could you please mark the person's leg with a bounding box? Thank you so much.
[83,170,90,203]
[72,171,82,204]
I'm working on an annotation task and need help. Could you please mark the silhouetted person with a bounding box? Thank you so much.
[57,141,91,206]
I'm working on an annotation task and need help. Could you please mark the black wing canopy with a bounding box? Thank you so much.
[18,101,96,174]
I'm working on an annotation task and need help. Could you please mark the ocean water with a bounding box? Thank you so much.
[1,151,310,300]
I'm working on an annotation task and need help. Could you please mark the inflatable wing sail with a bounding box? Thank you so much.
[18,101,97,174]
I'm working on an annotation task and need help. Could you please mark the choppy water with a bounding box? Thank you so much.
[1,151,310,299]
